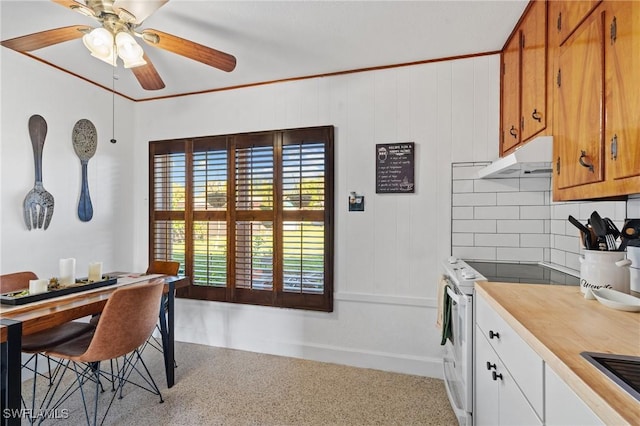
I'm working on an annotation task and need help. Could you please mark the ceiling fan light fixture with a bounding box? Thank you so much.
[115,31,146,68]
[83,28,116,66]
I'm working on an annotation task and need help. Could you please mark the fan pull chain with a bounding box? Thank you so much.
[111,62,117,144]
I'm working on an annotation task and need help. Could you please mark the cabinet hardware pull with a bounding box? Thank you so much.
[492,371,503,381]
[556,157,561,175]
[557,69,561,87]
[557,12,562,32]
[611,135,618,160]
[531,109,542,122]
[489,330,500,339]
[509,126,517,139]
[579,150,595,173]
[486,362,496,371]
[610,16,617,45]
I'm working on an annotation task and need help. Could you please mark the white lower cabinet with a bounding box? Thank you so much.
[545,365,603,426]
[475,325,542,426]
[474,292,605,426]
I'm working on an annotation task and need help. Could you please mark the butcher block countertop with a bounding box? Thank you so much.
[475,282,640,426]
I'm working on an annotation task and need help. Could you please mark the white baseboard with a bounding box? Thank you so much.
[176,331,444,379]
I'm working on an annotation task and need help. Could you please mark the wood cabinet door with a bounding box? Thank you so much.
[556,0,602,45]
[520,0,547,141]
[555,9,604,190]
[605,1,640,182]
[501,32,522,154]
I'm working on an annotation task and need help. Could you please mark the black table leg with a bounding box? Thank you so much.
[1,319,22,426]
[157,280,176,388]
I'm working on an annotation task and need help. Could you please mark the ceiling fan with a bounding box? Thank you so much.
[0,0,237,90]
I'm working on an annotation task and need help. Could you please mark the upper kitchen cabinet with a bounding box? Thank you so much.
[520,0,547,142]
[553,1,640,200]
[554,8,604,191]
[501,34,521,153]
[555,0,601,45]
[500,0,548,156]
[604,1,640,184]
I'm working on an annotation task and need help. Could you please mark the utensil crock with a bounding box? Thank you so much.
[579,250,631,294]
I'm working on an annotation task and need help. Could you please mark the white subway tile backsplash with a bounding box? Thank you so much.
[554,234,581,254]
[550,203,580,221]
[453,206,474,220]
[475,233,520,247]
[452,246,496,261]
[453,180,474,193]
[497,247,544,262]
[520,234,550,248]
[474,178,519,193]
[474,206,519,220]
[520,205,550,220]
[578,201,622,221]
[550,249,566,266]
[550,219,565,236]
[453,192,497,206]
[628,195,640,217]
[450,163,632,272]
[452,219,497,233]
[452,233,474,246]
[497,191,546,206]
[519,177,551,192]
[452,164,487,180]
[497,219,544,234]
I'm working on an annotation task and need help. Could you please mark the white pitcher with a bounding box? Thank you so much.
[579,250,632,294]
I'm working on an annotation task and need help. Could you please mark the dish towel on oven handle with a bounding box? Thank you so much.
[439,278,453,345]
[436,275,447,329]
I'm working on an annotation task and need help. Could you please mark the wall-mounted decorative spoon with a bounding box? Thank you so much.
[72,119,97,222]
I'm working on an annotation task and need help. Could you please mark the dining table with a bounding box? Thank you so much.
[0,272,189,426]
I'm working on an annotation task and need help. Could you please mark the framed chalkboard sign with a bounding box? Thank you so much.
[376,142,415,193]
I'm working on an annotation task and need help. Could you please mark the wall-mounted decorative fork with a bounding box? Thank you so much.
[23,114,54,230]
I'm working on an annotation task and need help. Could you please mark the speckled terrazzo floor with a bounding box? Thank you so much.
[22,342,457,425]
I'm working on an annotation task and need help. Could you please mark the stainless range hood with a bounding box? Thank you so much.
[477,136,553,179]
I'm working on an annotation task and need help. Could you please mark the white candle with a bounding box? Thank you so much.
[59,258,76,285]
[29,279,48,295]
[88,262,103,282]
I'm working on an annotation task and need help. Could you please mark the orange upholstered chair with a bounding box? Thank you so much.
[43,280,165,425]
[146,260,180,276]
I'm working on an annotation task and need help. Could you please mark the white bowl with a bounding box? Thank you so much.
[591,288,640,312]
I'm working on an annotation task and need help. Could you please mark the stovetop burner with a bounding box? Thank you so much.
[466,261,580,286]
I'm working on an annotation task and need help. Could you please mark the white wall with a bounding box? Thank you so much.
[133,55,500,376]
[0,51,136,279]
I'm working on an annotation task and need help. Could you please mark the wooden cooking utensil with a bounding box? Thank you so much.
[72,119,97,222]
[23,114,55,230]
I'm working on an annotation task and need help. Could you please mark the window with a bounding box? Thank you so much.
[149,126,334,312]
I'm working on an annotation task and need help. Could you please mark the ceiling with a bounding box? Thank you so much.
[0,0,528,102]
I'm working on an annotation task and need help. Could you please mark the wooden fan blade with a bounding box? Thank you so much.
[112,0,168,24]
[1,25,91,52]
[131,53,165,90]
[50,0,96,17]
[142,29,236,72]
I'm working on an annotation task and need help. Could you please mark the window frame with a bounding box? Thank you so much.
[149,126,334,312]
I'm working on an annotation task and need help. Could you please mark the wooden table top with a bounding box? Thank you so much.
[476,282,640,426]
[0,274,188,337]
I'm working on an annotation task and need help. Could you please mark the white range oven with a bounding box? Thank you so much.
[440,258,580,425]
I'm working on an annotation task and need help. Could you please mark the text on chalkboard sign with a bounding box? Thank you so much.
[376,142,415,193]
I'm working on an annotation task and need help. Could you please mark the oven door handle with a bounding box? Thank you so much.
[446,285,462,304]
